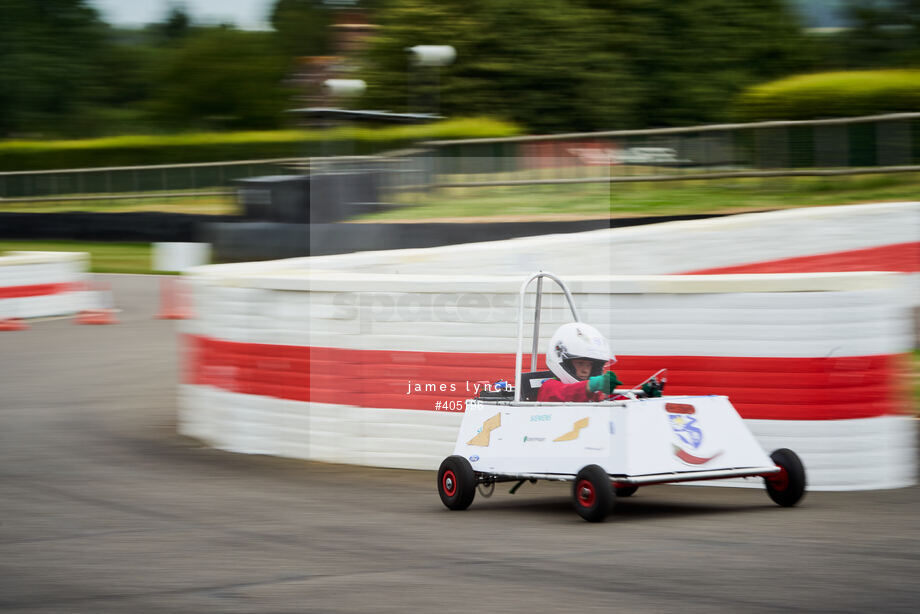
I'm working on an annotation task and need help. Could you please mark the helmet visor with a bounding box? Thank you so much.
[561,357,607,381]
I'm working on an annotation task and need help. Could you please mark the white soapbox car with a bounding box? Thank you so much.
[437,272,806,522]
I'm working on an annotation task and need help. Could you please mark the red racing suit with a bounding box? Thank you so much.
[537,378,605,402]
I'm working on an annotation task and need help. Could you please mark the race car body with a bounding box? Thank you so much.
[455,395,776,484]
[437,271,806,522]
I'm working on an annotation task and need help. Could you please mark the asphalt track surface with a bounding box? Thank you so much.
[2,274,919,613]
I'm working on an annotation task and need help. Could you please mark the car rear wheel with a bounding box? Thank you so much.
[573,465,614,522]
[765,448,806,507]
[438,455,476,510]
[615,485,638,497]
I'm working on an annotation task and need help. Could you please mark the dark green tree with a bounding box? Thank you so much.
[800,1,920,71]
[584,0,808,127]
[0,0,112,136]
[270,0,333,57]
[156,4,193,42]
[359,0,639,131]
[841,0,920,65]
[360,0,808,131]
[147,28,292,130]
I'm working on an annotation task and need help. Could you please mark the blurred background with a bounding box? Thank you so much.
[2,0,920,229]
[0,2,919,253]
[3,0,920,137]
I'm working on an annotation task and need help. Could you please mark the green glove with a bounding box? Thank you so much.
[642,378,663,398]
[588,371,623,394]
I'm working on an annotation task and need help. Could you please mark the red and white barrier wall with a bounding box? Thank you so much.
[0,251,91,319]
[179,202,918,490]
[179,277,916,489]
[302,201,920,278]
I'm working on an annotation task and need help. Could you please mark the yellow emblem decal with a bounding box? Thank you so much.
[467,412,502,447]
[554,417,589,442]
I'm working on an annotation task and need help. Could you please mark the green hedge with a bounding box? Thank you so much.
[732,70,920,122]
[0,117,521,171]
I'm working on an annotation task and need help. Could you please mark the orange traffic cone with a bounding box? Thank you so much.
[0,317,29,331]
[75,280,118,325]
[75,309,118,325]
[157,277,192,320]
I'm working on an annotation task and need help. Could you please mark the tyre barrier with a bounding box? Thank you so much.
[0,251,92,321]
[179,269,916,490]
[0,211,240,242]
[299,201,920,281]
[179,202,918,489]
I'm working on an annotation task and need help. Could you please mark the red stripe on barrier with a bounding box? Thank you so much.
[681,242,920,275]
[183,334,911,420]
[0,281,83,299]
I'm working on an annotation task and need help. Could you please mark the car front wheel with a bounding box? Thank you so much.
[438,455,476,510]
[573,465,614,522]
[765,448,806,507]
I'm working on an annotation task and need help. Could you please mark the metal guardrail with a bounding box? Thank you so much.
[412,112,920,191]
[0,156,421,205]
[0,157,309,177]
[0,158,307,205]
[2,113,919,206]
[421,112,920,146]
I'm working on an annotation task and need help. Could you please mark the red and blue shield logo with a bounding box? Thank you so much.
[665,403,722,466]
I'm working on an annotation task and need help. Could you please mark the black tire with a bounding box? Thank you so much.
[615,485,639,498]
[765,448,806,507]
[572,465,614,522]
[438,456,476,510]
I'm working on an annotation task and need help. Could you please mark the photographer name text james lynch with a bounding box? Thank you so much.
[405,380,501,395]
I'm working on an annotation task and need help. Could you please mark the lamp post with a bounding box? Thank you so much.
[405,45,456,116]
[322,78,367,156]
[323,78,367,98]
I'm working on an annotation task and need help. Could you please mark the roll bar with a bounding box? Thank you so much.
[513,272,581,402]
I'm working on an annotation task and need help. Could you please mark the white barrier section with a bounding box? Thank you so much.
[180,202,918,490]
[153,242,210,273]
[303,201,920,278]
[0,251,91,319]
[180,268,916,490]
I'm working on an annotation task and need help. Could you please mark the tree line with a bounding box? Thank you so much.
[1,0,920,139]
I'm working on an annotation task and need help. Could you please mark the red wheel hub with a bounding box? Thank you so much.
[442,470,458,497]
[576,479,596,508]
[768,466,789,491]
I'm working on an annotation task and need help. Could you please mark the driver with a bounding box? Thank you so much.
[537,322,622,402]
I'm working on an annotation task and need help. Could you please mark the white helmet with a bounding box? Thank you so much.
[546,322,614,384]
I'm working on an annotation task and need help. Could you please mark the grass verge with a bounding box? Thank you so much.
[0,193,238,215]
[361,171,920,220]
[0,240,156,274]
